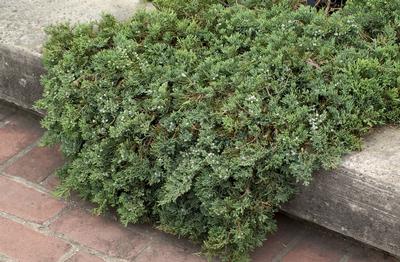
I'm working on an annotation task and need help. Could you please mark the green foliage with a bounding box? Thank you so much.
[37,0,400,261]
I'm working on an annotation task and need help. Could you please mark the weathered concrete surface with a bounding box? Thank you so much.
[283,126,400,257]
[0,45,44,113]
[0,0,151,112]
[0,0,151,53]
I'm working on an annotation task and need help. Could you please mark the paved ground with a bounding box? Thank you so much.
[0,101,398,262]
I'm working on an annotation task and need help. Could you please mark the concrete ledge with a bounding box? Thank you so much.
[0,0,151,113]
[283,127,400,257]
[0,44,44,112]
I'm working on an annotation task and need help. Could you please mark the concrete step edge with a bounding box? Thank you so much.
[0,43,44,115]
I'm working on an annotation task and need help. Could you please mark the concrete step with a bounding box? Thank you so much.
[283,126,400,257]
[1,1,399,258]
[0,0,151,112]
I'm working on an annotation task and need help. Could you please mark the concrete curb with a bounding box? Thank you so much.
[283,127,400,257]
[0,44,44,114]
[0,0,153,114]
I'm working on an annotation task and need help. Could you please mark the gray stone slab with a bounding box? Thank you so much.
[283,126,400,257]
[0,0,151,112]
[0,0,150,53]
[0,44,44,113]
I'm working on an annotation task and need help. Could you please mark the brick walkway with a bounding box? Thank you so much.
[0,101,398,262]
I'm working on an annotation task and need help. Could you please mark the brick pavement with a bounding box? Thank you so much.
[0,101,398,262]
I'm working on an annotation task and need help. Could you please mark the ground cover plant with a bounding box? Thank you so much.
[37,0,400,260]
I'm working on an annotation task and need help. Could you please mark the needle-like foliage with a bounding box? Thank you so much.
[37,1,400,260]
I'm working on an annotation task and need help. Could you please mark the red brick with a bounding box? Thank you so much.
[134,241,205,262]
[282,229,345,262]
[50,209,150,260]
[252,214,304,261]
[0,176,65,223]
[67,251,104,262]
[0,113,42,164]
[0,216,70,262]
[42,174,61,191]
[4,146,64,183]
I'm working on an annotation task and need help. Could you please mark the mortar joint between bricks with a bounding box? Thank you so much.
[0,139,40,172]
[43,205,150,262]
[42,205,71,228]
[55,241,128,262]
[0,252,15,262]
[0,119,11,129]
[1,172,53,195]
[339,254,350,262]
[271,231,305,262]
[0,210,43,232]
[47,226,129,262]
[57,245,79,262]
